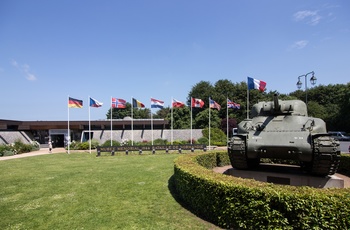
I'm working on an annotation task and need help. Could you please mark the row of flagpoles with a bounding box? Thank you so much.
[67,77,266,153]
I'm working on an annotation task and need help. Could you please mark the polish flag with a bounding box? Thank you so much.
[172,99,185,108]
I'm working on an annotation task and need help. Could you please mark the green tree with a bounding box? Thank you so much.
[106,102,150,119]
[194,108,221,129]
[166,106,191,129]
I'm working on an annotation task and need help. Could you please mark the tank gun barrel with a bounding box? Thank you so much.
[273,93,280,111]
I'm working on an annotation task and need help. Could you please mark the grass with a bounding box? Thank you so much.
[0,152,220,230]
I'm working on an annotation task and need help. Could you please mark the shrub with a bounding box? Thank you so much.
[13,140,33,154]
[0,145,13,156]
[174,152,350,229]
[197,137,208,145]
[102,140,120,147]
[153,138,168,145]
[202,128,226,146]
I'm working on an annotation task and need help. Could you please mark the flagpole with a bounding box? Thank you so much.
[89,96,91,154]
[209,97,211,149]
[171,97,173,145]
[190,97,193,144]
[67,95,70,154]
[131,97,134,146]
[110,96,113,147]
[226,98,229,145]
[151,98,154,145]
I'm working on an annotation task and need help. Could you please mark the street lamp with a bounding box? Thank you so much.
[296,71,317,105]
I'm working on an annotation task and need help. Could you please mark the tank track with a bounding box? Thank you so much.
[228,136,248,169]
[310,135,341,176]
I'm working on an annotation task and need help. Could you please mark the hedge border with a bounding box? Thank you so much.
[173,152,350,229]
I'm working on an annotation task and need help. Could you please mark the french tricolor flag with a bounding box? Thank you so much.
[247,77,267,92]
[151,98,164,109]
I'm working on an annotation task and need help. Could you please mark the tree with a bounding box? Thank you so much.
[166,106,191,129]
[106,102,150,119]
[195,108,221,129]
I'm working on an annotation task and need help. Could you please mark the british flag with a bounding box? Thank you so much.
[227,99,240,109]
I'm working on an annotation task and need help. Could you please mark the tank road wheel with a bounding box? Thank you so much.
[228,136,248,169]
[311,136,341,176]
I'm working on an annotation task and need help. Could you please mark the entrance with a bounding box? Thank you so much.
[51,134,65,147]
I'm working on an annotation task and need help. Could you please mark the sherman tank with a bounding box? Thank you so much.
[228,94,340,176]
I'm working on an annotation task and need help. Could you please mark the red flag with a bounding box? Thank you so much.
[112,98,126,108]
[191,97,204,108]
[172,99,185,108]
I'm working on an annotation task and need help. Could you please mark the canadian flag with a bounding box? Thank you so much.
[191,97,204,108]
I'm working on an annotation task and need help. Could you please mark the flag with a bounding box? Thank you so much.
[191,97,204,108]
[247,77,266,92]
[151,98,164,109]
[89,97,103,107]
[172,99,185,108]
[68,97,83,108]
[227,99,240,109]
[209,98,221,110]
[132,98,145,108]
[112,98,126,108]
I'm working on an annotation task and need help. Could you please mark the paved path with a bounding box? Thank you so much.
[0,148,66,161]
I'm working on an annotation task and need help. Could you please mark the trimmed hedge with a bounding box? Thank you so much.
[173,152,350,229]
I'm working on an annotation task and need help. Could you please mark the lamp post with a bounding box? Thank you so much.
[296,71,317,105]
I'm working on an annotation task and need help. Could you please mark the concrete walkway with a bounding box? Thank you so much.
[0,148,66,161]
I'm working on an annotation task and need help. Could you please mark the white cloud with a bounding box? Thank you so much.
[290,40,309,50]
[11,59,37,81]
[293,10,321,25]
[11,59,19,68]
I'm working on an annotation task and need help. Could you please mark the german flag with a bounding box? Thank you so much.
[68,97,83,108]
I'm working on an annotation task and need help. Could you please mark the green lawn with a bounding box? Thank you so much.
[0,152,220,230]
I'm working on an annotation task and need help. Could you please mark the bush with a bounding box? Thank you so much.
[174,152,350,229]
[202,128,226,146]
[0,145,13,156]
[197,137,208,145]
[0,140,39,156]
[153,138,168,145]
[102,140,121,147]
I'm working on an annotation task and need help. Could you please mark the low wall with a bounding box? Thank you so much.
[0,131,33,145]
[86,129,203,144]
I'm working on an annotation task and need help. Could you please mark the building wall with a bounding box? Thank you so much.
[83,129,203,144]
[0,129,204,146]
[0,131,34,145]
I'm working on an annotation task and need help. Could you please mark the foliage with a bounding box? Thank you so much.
[196,109,221,129]
[202,127,227,146]
[0,140,39,156]
[174,152,350,229]
[69,139,99,150]
[106,102,151,119]
[153,138,168,145]
[102,81,350,133]
[221,117,237,137]
[102,140,120,146]
[0,144,13,156]
[197,137,208,145]
[166,106,191,129]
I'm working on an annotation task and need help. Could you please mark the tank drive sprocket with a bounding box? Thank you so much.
[308,135,341,176]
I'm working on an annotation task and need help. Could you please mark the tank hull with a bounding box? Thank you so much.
[228,96,341,176]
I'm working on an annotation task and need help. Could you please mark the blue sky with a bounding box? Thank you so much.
[1,0,349,121]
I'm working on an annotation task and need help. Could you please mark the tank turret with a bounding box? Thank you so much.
[228,94,340,176]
